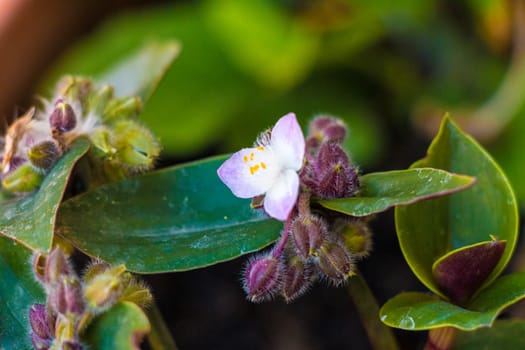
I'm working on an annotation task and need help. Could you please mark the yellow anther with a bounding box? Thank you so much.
[243,155,248,163]
[261,162,266,169]
[249,164,260,175]
[250,152,254,161]
[257,146,264,151]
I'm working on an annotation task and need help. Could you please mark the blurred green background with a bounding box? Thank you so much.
[5,0,524,348]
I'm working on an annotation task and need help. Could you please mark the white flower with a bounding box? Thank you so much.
[217,113,305,221]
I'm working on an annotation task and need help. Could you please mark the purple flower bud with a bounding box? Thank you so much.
[316,241,354,285]
[281,256,314,303]
[314,141,350,176]
[243,255,282,302]
[31,332,52,350]
[312,142,359,198]
[45,248,74,285]
[291,215,327,258]
[308,116,347,147]
[29,304,52,340]
[49,98,77,132]
[51,277,85,315]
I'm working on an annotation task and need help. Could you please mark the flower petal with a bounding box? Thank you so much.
[270,113,305,171]
[264,169,299,221]
[218,147,280,198]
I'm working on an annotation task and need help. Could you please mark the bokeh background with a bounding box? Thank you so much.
[3,0,525,348]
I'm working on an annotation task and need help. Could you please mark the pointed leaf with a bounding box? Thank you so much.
[100,41,181,101]
[0,139,90,251]
[56,156,282,273]
[320,168,475,217]
[0,236,45,348]
[395,115,518,297]
[453,320,525,349]
[380,273,525,331]
[83,301,150,350]
[432,240,506,304]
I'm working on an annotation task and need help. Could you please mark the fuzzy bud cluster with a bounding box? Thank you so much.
[0,75,160,195]
[242,116,373,303]
[29,248,152,349]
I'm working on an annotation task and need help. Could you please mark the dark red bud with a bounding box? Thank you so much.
[50,99,77,132]
[308,116,347,145]
[316,241,354,285]
[291,215,326,258]
[243,255,281,303]
[281,256,314,302]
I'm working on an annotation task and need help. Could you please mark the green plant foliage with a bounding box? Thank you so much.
[0,139,90,251]
[84,301,150,349]
[0,235,45,349]
[453,320,525,349]
[319,168,475,217]
[56,156,282,273]
[100,41,180,101]
[380,273,525,331]
[395,115,518,297]
[202,0,320,89]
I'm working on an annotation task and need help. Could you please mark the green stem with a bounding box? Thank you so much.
[146,302,178,350]
[347,271,400,350]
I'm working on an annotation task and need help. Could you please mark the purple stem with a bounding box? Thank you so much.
[272,216,292,259]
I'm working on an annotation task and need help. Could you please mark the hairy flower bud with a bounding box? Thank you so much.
[31,333,52,350]
[103,97,143,122]
[29,304,52,340]
[291,215,327,258]
[45,248,74,285]
[112,120,160,170]
[2,163,43,192]
[339,220,373,259]
[51,276,85,315]
[50,99,77,132]
[281,256,314,303]
[84,264,128,313]
[308,116,347,147]
[28,141,61,171]
[243,254,282,302]
[316,241,355,285]
[312,142,359,198]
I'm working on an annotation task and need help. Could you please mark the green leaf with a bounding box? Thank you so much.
[99,41,181,101]
[320,168,475,217]
[380,272,525,331]
[57,156,282,273]
[0,139,90,251]
[453,320,525,349]
[395,115,518,297]
[84,301,150,350]
[432,240,506,304]
[0,236,45,349]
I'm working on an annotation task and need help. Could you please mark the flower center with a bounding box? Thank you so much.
[243,146,270,176]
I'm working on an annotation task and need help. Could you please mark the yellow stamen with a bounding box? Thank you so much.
[250,152,254,161]
[249,164,260,175]
[243,155,248,163]
[261,162,266,169]
[257,146,264,151]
